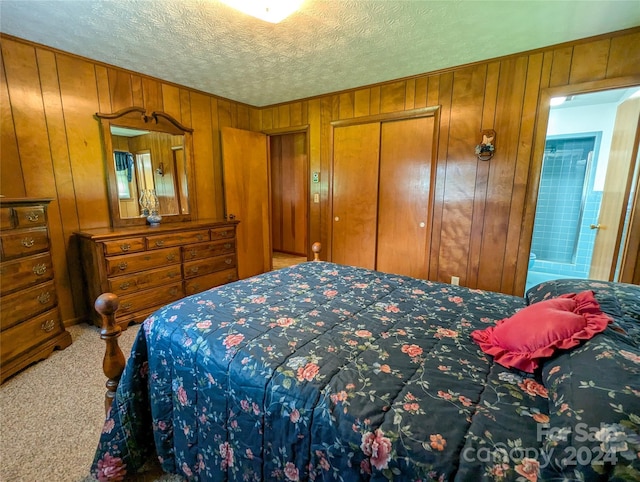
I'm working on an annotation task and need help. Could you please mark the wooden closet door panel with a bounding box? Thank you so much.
[332,123,380,269]
[377,116,434,278]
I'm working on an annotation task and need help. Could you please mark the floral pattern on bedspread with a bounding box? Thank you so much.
[93,263,570,481]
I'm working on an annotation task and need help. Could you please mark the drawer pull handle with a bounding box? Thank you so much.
[169,288,178,296]
[190,266,199,274]
[155,240,165,247]
[120,243,131,252]
[27,212,40,222]
[189,249,196,258]
[167,253,176,261]
[227,274,234,281]
[191,284,200,291]
[22,237,35,247]
[225,258,233,265]
[197,234,204,241]
[118,262,128,271]
[33,264,47,276]
[37,292,51,304]
[119,281,131,290]
[220,231,228,237]
[41,319,55,332]
[121,302,133,310]
[168,271,179,278]
[224,243,232,249]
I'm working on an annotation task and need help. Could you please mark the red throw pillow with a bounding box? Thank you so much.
[471,290,612,373]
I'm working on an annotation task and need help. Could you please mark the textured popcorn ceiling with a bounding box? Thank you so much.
[1,1,639,107]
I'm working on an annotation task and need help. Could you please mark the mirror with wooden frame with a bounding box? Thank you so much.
[96,107,196,227]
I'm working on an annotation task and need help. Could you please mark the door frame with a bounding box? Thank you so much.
[518,75,640,293]
[262,125,312,260]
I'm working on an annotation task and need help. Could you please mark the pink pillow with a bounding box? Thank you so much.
[471,290,612,373]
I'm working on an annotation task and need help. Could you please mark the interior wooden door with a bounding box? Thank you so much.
[221,127,271,279]
[270,132,308,256]
[377,116,435,278]
[589,97,640,280]
[332,123,381,269]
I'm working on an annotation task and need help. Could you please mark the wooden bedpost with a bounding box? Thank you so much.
[94,292,125,415]
[312,242,322,261]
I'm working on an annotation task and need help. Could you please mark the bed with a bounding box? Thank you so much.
[91,256,640,481]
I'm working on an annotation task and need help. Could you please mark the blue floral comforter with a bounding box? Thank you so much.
[92,263,639,481]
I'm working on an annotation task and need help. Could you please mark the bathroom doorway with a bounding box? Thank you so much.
[526,86,640,292]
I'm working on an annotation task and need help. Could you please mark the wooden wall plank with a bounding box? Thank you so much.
[426,75,439,108]
[354,89,370,117]
[107,68,133,111]
[339,92,354,120]
[162,84,182,121]
[476,57,528,292]
[180,88,192,128]
[437,65,486,285]
[142,77,162,111]
[0,47,24,197]
[405,78,416,109]
[2,40,55,198]
[548,46,573,87]
[190,92,217,219]
[370,86,381,115]
[502,52,543,294]
[467,61,499,287]
[36,47,82,320]
[606,31,640,78]
[570,39,610,84]
[428,72,453,281]
[131,75,144,106]
[380,81,406,113]
[56,54,110,229]
[414,77,427,108]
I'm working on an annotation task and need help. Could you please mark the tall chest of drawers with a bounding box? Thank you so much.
[0,198,72,383]
[76,220,239,328]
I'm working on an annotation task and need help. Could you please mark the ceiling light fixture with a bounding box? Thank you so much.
[220,0,303,23]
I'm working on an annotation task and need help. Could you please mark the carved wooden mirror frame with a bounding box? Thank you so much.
[96,107,197,227]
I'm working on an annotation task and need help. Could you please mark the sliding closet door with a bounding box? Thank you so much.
[332,123,381,269]
[376,117,435,278]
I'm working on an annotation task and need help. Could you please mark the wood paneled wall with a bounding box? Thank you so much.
[0,35,260,323]
[1,28,639,325]
[259,27,640,295]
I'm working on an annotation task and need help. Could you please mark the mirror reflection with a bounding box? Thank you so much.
[110,126,190,219]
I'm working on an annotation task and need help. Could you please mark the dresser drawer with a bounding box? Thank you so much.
[117,282,184,317]
[0,208,14,230]
[0,308,62,363]
[146,229,209,250]
[105,247,180,276]
[1,228,49,260]
[184,269,238,295]
[14,205,47,228]
[183,254,236,279]
[0,252,54,295]
[108,265,183,295]
[103,237,146,256]
[210,227,235,241]
[0,280,57,330]
[182,239,236,262]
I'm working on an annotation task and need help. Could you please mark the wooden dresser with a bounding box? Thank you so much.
[0,198,72,383]
[76,220,239,328]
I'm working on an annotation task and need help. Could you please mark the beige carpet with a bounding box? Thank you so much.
[0,323,184,482]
